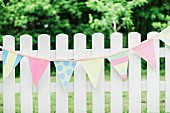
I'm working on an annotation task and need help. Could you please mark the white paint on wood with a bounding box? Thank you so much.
[165,44,170,112]
[92,33,105,113]
[20,35,33,113]
[38,34,51,113]
[128,32,141,113]
[0,81,167,93]
[74,33,87,113]
[147,32,160,112]
[110,32,123,113]
[0,32,167,113]
[3,35,15,113]
[56,34,69,113]
[0,48,165,60]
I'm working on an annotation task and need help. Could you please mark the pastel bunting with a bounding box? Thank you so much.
[107,51,129,80]
[81,59,103,87]
[54,61,77,90]
[133,39,156,68]
[28,57,50,86]
[2,49,23,79]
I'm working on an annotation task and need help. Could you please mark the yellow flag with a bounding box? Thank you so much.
[80,59,103,88]
[3,52,17,79]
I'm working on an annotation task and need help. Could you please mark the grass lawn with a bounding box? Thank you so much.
[0,74,166,113]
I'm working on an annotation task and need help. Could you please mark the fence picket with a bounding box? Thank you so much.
[92,33,105,113]
[3,35,15,113]
[74,33,87,113]
[56,34,69,113]
[0,32,168,113]
[147,32,160,112]
[20,35,33,113]
[38,34,51,113]
[110,32,123,113]
[165,44,170,112]
[128,32,141,113]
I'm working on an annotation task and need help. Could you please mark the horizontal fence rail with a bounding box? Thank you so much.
[0,32,169,113]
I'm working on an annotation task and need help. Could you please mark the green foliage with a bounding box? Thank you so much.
[0,0,92,49]
[86,0,147,33]
[0,0,5,7]
[0,0,169,73]
[133,0,170,38]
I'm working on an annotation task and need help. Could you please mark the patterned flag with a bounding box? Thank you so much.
[81,59,103,88]
[2,49,23,79]
[133,39,156,68]
[54,61,77,90]
[158,26,170,46]
[28,57,50,86]
[107,51,129,80]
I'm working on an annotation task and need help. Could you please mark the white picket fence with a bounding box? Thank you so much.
[0,32,169,113]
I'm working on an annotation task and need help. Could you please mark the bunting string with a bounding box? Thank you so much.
[1,26,169,62]
[1,26,170,90]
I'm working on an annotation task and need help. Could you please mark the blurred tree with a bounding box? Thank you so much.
[0,0,5,7]
[133,0,170,71]
[86,0,147,48]
[0,0,93,49]
[0,0,169,74]
[133,0,170,39]
[86,0,147,33]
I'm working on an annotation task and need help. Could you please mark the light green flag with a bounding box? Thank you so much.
[80,58,103,88]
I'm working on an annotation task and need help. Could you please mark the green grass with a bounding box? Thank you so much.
[0,92,166,113]
[0,74,167,113]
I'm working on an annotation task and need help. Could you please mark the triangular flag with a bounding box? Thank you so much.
[158,26,170,46]
[28,57,50,86]
[2,49,23,79]
[81,59,103,88]
[133,39,156,68]
[107,51,129,80]
[54,61,77,90]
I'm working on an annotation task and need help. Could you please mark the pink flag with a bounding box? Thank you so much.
[28,57,50,86]
[133,39,156,68]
